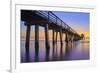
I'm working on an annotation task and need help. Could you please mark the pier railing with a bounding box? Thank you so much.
[35,11,77,34]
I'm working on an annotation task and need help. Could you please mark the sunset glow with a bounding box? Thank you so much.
[21,10,90,63]
[21,11,89,40]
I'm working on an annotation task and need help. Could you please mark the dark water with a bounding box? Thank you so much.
[21,40,89,63]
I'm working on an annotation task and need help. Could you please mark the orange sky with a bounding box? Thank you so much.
[21,31,89,41]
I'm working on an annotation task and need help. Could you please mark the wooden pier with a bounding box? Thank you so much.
[21,10,82,62]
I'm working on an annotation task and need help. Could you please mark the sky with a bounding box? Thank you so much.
[21,11,90,40]
[53,11,89,35]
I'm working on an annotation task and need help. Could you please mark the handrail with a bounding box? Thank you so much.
[35,11,78,34]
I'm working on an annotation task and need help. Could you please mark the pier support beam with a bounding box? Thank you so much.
[60,29,63,59]
[71,35,74,48]
[55,31,58,56]
[52,29,55,49]
[25,24,31,62]
[35,24,39,61]
[52,29,55,57]
[68,34,71,44]
[71,35,74,43]
[65,33,68,44]
[60,29,63,47]
[65,33,69,53]
[45,24,50,61]
[55,31,58,43]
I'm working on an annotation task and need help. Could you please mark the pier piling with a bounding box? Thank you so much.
[35,24,39,61]
[25,24,31,62]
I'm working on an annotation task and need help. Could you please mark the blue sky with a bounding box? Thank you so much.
[53,11,89,33]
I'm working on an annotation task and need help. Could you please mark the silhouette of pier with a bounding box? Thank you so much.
[21,10,82,62]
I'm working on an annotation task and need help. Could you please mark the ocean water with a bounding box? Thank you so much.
[21,40,89,63]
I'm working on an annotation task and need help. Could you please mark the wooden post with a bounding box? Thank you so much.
[45,24,50,61]
[60,29,63,59]
[35,24,39,61]
[60,29,63,47]
[52,29,55,57]
[55,31,58,56]
[52,29,55,49]
[25,24,31,62]
[71,35,73,43]
[68,34,71,44]
[71,35,74,48]
[65,33,68,44]
[56,31,58,43]
[65,33,69,54]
